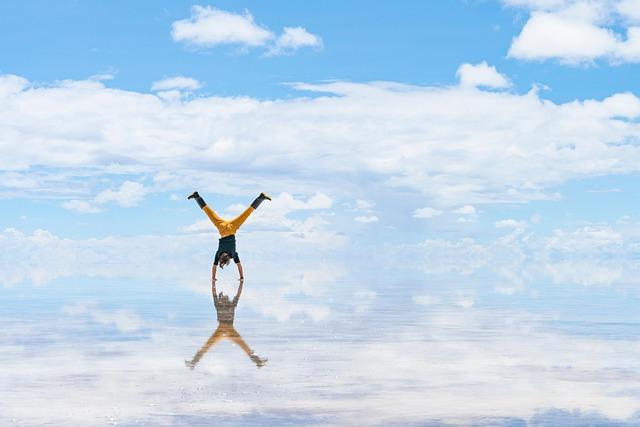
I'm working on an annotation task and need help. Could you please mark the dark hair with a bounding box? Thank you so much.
[218,252,232,269]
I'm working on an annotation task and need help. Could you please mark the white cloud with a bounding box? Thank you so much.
[616,26,640,60]
[271,191,333,211]
[417,222,640,288]
[453,291,476,308]
[506,0,640,63]
[452,205,477,215]
[179,219,212,233]
[0,74,28,97]
[351,290,377,313]
[89,73,115,82]
[227,192,344,248]
[94,181,147,207]
[354,215,379,223]
[495,219,528,228]
[6,304,640,425]
[179,192,339,247]
[413,207,443,219]
[618,0,640,22]
[354,199,377,222]
[267,26,323,56]
[171,6,321,57]
[413,295,442,305]
[151,76,201,91]
[456,216,477,223]
[356,199,375,210]
[3,73,640,208]
[0,224,349,291]
[0,228,201,287]
[546,225,624,252]
[171,5,273,48]
[61,200,101,214]
[600,91,640,117]
[62,302,143,333]
[61,181,147,214]
[508,11,618,62]
[413,292,477,308]
[457,62,511,88]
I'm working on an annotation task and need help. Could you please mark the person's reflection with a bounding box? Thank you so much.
[185,273,267,369]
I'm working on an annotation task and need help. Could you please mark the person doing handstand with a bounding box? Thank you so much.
[188,191,271,280]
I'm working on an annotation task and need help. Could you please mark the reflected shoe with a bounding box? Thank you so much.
[250,354,268,368]
[185,359,196,370]
[187,191,200,200]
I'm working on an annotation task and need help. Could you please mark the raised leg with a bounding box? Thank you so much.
[228,193,271,232]
[228,205,255,231]
[203,205,227,234]
[188,192,228,234]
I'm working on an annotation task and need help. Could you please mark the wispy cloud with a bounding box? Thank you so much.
[587,188,623,193]
[62,302,143,332]
[495,218,528,229]
[452,205,477,215]
[151,76,201,91]
[354,215,379,223]
[413,207,443,219]
[61,200,101,214]
[417,221,640,288]
[62,181,148,214]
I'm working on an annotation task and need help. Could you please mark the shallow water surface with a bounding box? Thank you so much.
[2,275,640,426]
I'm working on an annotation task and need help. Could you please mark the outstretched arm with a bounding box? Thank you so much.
[236,261,244,280]
[233,278,244,303]
[211,263,218,301]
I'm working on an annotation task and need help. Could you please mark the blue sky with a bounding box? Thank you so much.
[2,0,639,100]
[2,1,640,424]
[0,0,639,286]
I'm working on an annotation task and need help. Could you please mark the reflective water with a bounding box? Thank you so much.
[2,274,640,426]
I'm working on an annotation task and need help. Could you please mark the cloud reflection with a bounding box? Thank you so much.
[3,287,640,425]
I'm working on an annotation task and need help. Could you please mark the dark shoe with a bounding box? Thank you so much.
[251,193,271,209]
[250,354,268,368]
[187,191,200,200]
